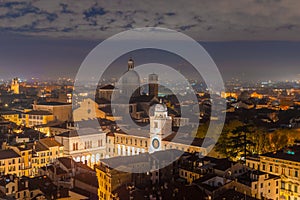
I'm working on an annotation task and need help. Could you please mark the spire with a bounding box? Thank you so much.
[128,58,134,70]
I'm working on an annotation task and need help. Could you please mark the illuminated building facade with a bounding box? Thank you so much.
[247,147,300,200]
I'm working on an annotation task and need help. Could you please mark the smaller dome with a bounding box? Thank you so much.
[154,103,167,112]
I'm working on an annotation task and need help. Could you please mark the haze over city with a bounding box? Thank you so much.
[0,0,300,81]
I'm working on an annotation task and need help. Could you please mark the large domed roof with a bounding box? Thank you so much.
[121,70,140,85]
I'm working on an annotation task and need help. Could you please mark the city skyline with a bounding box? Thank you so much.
[1,33,300,82]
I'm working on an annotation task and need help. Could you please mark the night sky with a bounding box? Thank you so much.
[0,1,300,82]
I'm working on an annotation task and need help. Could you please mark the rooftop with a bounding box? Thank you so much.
[163,132,215,148]
[74,173,98,188]
[25,110,52,115]
[36,102,71,106]
[57,127,104,137]
[0,110,20,115]
[260,145,300,163]
[40,138,63,147]
[215,189,257,200]
[99,84,115,90]
[0,149,21,159]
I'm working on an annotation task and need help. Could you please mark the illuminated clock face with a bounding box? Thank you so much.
[152,138,160,149]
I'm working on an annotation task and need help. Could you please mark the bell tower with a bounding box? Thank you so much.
[148,73,158,97]
[149,100,172,153]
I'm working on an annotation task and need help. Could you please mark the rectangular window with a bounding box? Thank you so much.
[281,182,285,189]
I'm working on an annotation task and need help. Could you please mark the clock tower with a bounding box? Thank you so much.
[149,100,172,153]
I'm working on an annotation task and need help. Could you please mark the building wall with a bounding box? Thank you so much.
[33,104,72,122]
[5,142,64,177]
[114,133,148,157]
[106,135,115,158]
[73,98,106,121]
[99,89,114,101]
[74,178,98,196]
[96,166,131,200]
[179,168,201,184]
[55,133,106,167]
[247,156,299,200]
[0,157,21,176]
[7,147,32,177]
[21,113,54,127]
[259,156,299,200]
[1,113,20,125]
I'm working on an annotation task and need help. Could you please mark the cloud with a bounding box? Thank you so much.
[0,0,300,41]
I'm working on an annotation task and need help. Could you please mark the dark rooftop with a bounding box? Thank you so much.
[0,149,21,159]
[99,84,115,90]
[36,102,71,106]
[215,189,257,200]
[57,127,104,137]
[25,110,52,115]
[261,145,300,162]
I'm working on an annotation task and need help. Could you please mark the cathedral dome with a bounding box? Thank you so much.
[119,58,140,97]
[121,70,140,85]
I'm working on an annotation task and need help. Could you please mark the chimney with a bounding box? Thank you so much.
[2,142,7,150]
[33,141,37,150]
[33,100,37,109]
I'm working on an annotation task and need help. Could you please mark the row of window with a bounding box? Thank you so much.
[7,187,36,198]
[22,115,44,120]
[262,164,299,178]
[116,136,148,147]
[281,182,298,193]
[0,158,21,166]
[73,139,104,151]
